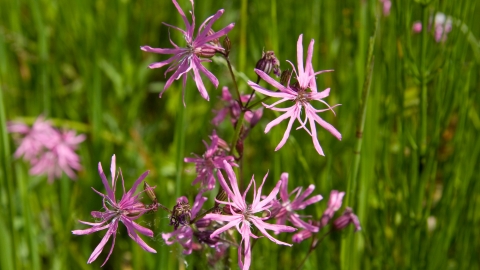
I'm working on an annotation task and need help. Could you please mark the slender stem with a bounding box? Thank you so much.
[246,96,272,110]
[223,55,243,108]
[244,76,261,108]
[190,206,217,224]
[296,230,332,270]
[419,3,429,158]
[229,111,246,157]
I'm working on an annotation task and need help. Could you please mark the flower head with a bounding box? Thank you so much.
[184,130,237,190]
[212,87,263,127]
[205,161,296,270]
[72,155,156,266]
[319,190,345,228]
[8,117,85,182]
[141,0,235,104]
[271,173,323,232]
[247,34,341,156]
[333,207,361,231]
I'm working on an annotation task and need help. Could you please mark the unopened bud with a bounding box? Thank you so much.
[222,36,231,56]
[195,46,217,58]
[255,50,281,77]
[143,181,157,202]
[280,69,292,86]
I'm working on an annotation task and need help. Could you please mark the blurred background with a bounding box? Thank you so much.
[1,0,479,269]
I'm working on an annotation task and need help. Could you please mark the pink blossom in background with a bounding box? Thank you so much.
[379,0,392,17]
[247,34,341,156]
[412,21,422,33]
[212,86,263,127]
[271,173,323,232]
[8,117,85,182]
[141,0,235,104]
[184,130,237,190]
[72,155,157,266]
[205,161,296,270]
[333,207,361,231]
[320,190,345,228]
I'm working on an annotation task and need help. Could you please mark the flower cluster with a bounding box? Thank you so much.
[68,0,361,269]
[412,13,453,43]
[8,117,85,182]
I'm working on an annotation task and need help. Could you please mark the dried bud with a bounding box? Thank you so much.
[143,181,157,202]
[170,196,192,230]
[222,36,231,56]
[280,69,292,86]
[255,50,281,77]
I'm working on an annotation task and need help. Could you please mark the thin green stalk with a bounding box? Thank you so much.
[419,3,429,158]
[0,85,16,270]
[341,23,376,270]
[224,55,243,107]
[174,86,188,199]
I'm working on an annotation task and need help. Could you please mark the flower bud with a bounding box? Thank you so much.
[255,50,281,77]
[195,46,217,58]
[222,36,231,56]
[280,69,292,86]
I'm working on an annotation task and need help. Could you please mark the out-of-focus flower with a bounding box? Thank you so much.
[379,0,391,17]
[72,155,156,266]
[212,87,263,127]
[319,190,345,228]
[333,207,361,231]
[255,50,281,77]
[412,21,423,33]
[247,34,341,156]
[184,130,237,190]
[411,13,453,43]
[292,220,319,243]
[205,161,296,270]
[141,0,235,104]
[8,117,85,182]
[271,173,322,232]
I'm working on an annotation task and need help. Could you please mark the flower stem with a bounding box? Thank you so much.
[296,230,332,270]
[223,55,243,108]
[244,76,262,108]
[419,3,429,158]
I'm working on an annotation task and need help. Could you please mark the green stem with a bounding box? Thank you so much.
[223,55,243,107]
[419,4,428,158]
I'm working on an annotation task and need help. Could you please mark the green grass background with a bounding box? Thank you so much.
[1,0,479,269]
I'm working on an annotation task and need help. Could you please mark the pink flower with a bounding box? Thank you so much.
[205,161,296,270]
[30,129,86,182]
[380,0,392,17]
[72,155,156,266]
[319,190,345,228]
[271,173,322,232]
[8,117,85,182]
[8,117,58,161]
[333,207,361,231]
[412,21,423,33]
[141,0,235,104]
[212,87,263,127]
[247,34,341,156]
[184,130,237,190]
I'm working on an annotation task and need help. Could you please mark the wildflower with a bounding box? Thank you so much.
[247,34,341,156]
[271,173,322,232]
[140,0,235,103]
[8,117,85,182]
[292,220,319,243]
[30,129,86,182]
[205,161,296,270]
[379,0,391,17]
[212,87,263,127]
[72,155,156,266]
[412,21,422,33]
[319,190,345,228]
[411,13,453,43]
[333,207,361,231]
[184,130,237,190]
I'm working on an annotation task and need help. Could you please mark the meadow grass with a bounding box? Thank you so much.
[0,0,479,269]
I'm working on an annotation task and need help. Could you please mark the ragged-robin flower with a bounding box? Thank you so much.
[205,161,296,270]
[184,130,237,190]
[72,155,156,266]
[141,0,235,104]
[271,173,322,232]
[212,86,263,127]
[247,34,341,156]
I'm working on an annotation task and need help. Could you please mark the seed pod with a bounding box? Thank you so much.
[143,181,157,202]
[255,50,281,77]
